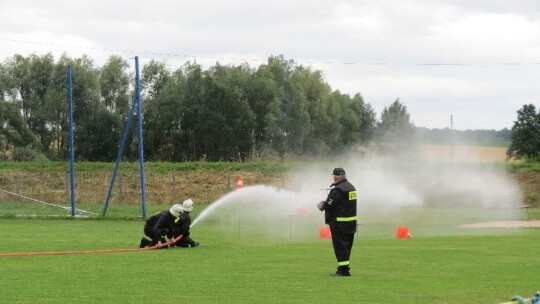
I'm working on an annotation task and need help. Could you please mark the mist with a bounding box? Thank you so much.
[192,155,524,240]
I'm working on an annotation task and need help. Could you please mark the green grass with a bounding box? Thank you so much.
[507,160,540,173]
[0,160,302,174]
[0,211,538,303]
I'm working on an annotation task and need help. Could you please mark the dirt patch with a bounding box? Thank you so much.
[419,144,507,162]
[459,220,540,228]
[512,169,540,206]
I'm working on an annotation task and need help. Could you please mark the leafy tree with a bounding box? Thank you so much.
[342,93,373,147]
[282,76,310,157]
[142,69,183,160]
[507,104,540,160]
[69,55,122,161]
[0,101,37,149]
[3,55,30,116]
[42,56,72,159]
[141,60,173,160]
[294,67,334,156]
[99,55,131,120]
[0,60,39,154]
[141,59,170,101]
[1,53,388,162]
[245,66,280,158]
[263,96,287,160]
[0,62,6,100]
[376,98,417,154]
[177,62,205,160]
[3,54,55,152]
[200,64,255,161]
[76,107,122,161]
[248,56,311,160]
[143,61,205,161]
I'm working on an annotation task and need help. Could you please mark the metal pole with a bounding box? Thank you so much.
[15,176,20,199]
[237,203,241,238]
[135,56,147,219]
[289,214,293,238]
[172,175,176,204]
[102,94,137,216]
[118,175,123,203]
[67,65,76,217]
[450,114,454,161]
[65,173,69,204]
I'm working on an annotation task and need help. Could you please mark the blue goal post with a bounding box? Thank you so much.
[102,56,147,218]
[67,65,76,217]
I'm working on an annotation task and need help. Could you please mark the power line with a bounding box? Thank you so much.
[2,37,540,67]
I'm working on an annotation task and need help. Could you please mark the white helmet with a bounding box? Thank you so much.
[182,199,194,213]
[169,204,184,217]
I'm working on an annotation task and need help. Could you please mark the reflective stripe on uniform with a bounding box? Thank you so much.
[336,216,357,222]
[338,261,350,266]
[174,217,180,223]
[348,191,357,200]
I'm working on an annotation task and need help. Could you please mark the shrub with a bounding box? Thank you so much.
[12,146,48,161]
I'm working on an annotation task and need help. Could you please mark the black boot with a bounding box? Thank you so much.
[184,236,200,247]
[331,266,351,277]
[139,237,151,248]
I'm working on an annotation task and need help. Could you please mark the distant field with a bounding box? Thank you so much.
[419,144,507,162]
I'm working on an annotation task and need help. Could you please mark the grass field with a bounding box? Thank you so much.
[1,207,539,304]
[1,158,539,303]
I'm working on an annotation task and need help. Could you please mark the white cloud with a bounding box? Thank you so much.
[431,13,540,61]
[1,0,539,130]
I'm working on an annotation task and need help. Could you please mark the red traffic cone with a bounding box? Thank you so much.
[319,226,331,239]
[236,176,244,190]
[396,227,412,239]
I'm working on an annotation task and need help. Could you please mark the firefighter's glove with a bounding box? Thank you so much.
[317,201,325,211]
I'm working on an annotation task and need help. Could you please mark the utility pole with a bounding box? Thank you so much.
[450,114,454,161]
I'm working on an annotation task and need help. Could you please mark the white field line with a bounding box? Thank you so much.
[0,188,96,216]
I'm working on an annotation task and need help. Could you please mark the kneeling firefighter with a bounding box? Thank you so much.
[139,199,199,248]
[140,203,183,248]
[168,199,200,248]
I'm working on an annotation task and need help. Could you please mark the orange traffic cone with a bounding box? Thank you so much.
[236,176,244,189]
[396,227,412,239]
[319,226,331,239]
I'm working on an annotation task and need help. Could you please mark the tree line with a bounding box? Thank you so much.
[0,53,537,161]
[416,128,511,145]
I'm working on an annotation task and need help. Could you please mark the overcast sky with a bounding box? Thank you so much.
[2,0,540,130]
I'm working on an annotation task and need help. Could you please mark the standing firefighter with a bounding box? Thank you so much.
[317,167,357,276]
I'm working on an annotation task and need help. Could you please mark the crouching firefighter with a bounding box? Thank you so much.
[168,199,200,248]
[140,203,185,248]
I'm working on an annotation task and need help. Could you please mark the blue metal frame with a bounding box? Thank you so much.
[102,95,137,216]
[102,56,147,218]
[67,65,76,217]
[135,57,147,218]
